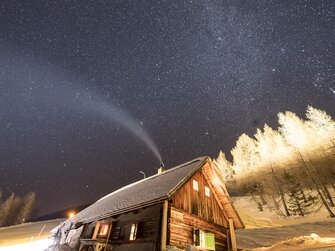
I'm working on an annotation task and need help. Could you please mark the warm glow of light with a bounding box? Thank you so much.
[68,211,76,218]
[193,179,199,191]
[129,223,138,240]
[0,238,53,251]
[205,186,210,197]
[99,224,109,236]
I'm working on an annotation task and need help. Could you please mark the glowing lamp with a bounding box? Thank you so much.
[68,211,76,218]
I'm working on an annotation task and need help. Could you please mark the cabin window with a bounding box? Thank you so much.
[205,186,210,197]
[82,222,95,239]
[193,179,199,191]
[98,223,109,238]
[129,223,138,240]
[194,229,205,248]
[111,226,121,240]
[194,229,215,250]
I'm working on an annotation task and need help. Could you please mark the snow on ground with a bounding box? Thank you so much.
[0,238,53,251]
[232,196,332,228]
[248,233,335,251]
[236,220,335,250]
[233,196,335,250]
[0,219,64,250]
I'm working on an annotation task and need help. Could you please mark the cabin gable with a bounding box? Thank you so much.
[168,164,232,250]
[171,168,228,227]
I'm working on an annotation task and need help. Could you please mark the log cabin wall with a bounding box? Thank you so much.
[169,170,229,250]
[168,207,227,251]
[110,203,162,244]
[171,170,228,227]
[80,204,162,251]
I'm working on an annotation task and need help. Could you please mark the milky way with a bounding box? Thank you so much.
[0,0,334,215]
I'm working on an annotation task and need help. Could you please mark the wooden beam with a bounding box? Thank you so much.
[103,223,112,251]
[161,200,168,251]
[92,221,100,240]
[228,219,237,251]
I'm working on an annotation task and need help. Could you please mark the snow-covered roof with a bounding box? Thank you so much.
[70,156,208,224]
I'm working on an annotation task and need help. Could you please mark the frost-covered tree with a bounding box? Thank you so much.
[254,125,290,216]
[278,111,335,217]
[231,134,266,205]
[306,106,335,152]
[231,134,260,177]
[213,151,235,183]
[217,106,334,217]
[282,171,318,217]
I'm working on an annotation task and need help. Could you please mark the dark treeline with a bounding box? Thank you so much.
[0,190,36,226]
[214,106,335,217]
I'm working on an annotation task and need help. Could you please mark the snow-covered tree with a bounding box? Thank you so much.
[306,106,335,153]
[218,106,334,217]
[278,111,335,217]
[213,151,235,183]
[231,134,266,205]
[231,133,260,177]
[254,125,290,216]
[282,171,318,217]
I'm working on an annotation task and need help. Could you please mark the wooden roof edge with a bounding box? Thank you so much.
[207,160,245,229]
[75,197,169,225]
[167,156,210,198]
[221,185,245,229]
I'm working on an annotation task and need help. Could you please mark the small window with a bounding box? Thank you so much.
[82,222,95,239]
[194,229,215,250]
[129,223,138,240]
[205,186,210,197]
[194,229,205,248]
[112,226,121,240]
[193,179,199,191]
[98,223,109,237]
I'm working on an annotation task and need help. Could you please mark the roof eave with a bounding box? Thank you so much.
[77,196,169,224]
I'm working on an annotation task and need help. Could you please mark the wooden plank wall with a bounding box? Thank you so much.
[80,204,162,251]
[110,204,162,246]
[171,170,228,227]
[169,207,228,251]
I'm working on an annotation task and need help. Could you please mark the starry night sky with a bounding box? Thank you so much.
[1,0,334,215]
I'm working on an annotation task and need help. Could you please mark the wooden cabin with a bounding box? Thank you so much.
[50,156,244,251]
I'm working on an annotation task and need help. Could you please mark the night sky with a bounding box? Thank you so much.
[1,0,334,215]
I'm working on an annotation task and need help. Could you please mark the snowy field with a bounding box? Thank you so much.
[233,196,335,250]
[236,221,335,250]
[0,219,64,251]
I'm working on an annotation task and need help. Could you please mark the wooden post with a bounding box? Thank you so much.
[103,223,112,251]
[226,229,231,251]
[92,221,101,240]
[228,219,237,251]
[161,200,168,251]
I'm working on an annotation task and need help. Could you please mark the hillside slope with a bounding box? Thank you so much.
[0,218,64,250]
[233,196,335,250]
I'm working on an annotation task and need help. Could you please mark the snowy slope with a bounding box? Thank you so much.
[0,219,64,250]
[233,196,335,250]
